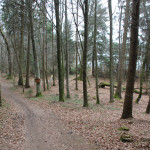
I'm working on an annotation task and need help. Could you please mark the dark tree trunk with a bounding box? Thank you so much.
[54,0,64,102]
[108,0,114,103]
[0,28,12,78]
[94,0,99,104]
[28,0,41,96]
[83,0,89,107]
[121,0,140,119]
[25,22,31,88]
[52,1,56,86]
[18,0,24,86]
[75,0,79,90]
[65,0,70,98]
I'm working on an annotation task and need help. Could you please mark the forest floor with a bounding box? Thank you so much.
[0,75,150,150]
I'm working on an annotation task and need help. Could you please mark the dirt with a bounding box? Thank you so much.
[1,75,150,150]
[0,78,97,150]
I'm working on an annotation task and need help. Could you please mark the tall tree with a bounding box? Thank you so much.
[65,0,70,98]
[121,0,140,119]
[54,0,64,102]
[0,27,12,78]
[28,0,41,96]
[83,0,89,107]
[75,0,79,90]
[108,0,114,102]
[25,20,31,88]
[94,0,99,104]
[18,0,24,86]
[115,0,130,99]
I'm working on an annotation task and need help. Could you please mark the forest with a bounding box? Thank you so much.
[0,0,150,149]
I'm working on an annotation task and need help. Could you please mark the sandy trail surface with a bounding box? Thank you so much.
[1,79,97,150]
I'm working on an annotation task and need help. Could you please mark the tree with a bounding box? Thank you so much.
[121,0,140,119]
[94,0,99,104]
[83,0,89,107]
[28,0,42,97]
[25,19,31,88]
[115,0,130,99]
[18,0,24,86]
[0,27,12,78]
[54,0,64,102]
[108,0,114,103]
[65,0,70,98]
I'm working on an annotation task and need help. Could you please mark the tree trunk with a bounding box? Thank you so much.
[65,0,70,98]
[28,0,41,97]
[135,56,146,103]
[83,0,89,107]
[115,0,130,99]
[42,1,46,92]
[18,0,24,86]
[75,0,79,90]
[54,0,64,102]
[25,22,31,88]
[52,1,56,86]
[0,27,12,78]
[108,0,114,103]
[121,0,140,119]
[94,0,99,104]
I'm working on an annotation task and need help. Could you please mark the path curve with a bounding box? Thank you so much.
[1,79,97,150]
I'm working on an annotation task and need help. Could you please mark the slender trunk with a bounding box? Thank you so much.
[92,50,95,77]
[118,3,123,80]
[135,56,146,103]
[108,0,114,102]
[83,0,89,107]
[25,22,31,88]
[94,0,99,104]
[45,18,49,90]
[54,0,64,102]
[18,0,24,86]
[28,0,41,97]
[52,1,56,86]
[0,28,12,78]
[75,0,79,90]
[115,0,130,99]
[65,0,70,98]
[121,0,140,119]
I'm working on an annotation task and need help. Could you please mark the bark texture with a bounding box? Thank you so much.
[121,0,140,119]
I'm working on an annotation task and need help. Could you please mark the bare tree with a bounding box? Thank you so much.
[108,0,114,103]
[54,0,64,102]
[121,0,140,119]
[83,0,89,107]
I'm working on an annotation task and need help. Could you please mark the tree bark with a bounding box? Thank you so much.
[28,0,41,97]
[25,21,31,88]
[54,0,64,102]
[83,0,89,107]
[0,27,12,78]
[65,0,70,98]
[108,0,114,102]
[75,0,79,90]
[18,0,24,86]
[115,0,130,99]
[121,0,140,119]
[94,0,99,104]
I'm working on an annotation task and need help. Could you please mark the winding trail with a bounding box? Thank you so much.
[1,79,97,150]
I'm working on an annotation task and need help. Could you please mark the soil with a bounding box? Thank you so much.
[0,75,150,150]
[0,77,97,150]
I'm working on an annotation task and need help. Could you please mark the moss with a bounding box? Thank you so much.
[114,93,121,99]
[120,133,133,142]
[118,126,129,131]
[36,92,42,97]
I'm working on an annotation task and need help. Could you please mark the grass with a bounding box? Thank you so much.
[118,126,129,131]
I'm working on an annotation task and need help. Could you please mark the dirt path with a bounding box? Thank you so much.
[1,79,97,150]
